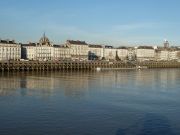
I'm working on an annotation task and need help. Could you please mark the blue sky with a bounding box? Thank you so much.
[0,0,180,46]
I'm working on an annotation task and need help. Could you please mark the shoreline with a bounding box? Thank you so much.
[0,61,180,72]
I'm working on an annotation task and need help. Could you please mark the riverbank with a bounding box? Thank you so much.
[0,61,180,71]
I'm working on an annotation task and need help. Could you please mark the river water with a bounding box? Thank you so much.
[0,69,180,135]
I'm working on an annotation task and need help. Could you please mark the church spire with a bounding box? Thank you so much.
[43,32,46,39]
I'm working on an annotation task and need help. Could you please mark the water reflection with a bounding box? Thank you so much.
[116,113,175,135]
[1,69,180,135]
[139,113,175,135]
[0,69,180,97]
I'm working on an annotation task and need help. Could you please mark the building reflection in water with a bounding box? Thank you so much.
[0,72,21,96]
[58,71,89,97]
[0,69,180,97]
[0,72,56,97]
[134,69,180,92]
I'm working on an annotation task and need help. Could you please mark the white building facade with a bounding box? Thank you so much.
[157,50,169,61]
[117,47,128,60]
[127,48,136,61]
[66,40,89,61]
[22,34,54,61]
[104,46,117,60]
[88,45,103,60]
[136,46,155,61]
[34,46,54,61]
[156,49,180,61]
[54,45,71,60]
[0,40,21,61]
[21,43,36,60]
[35,34,54,61]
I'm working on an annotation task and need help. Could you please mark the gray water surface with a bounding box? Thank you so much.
[0,69,180,135]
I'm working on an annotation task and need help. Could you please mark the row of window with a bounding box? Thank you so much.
[35,57,52,59]
[0,50,20,52]
[54,51,70,53]
[54,52,69,55]
[54,55,71,57]
[0,54,20,56]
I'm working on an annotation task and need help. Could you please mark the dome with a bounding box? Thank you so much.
[39,33,51,46]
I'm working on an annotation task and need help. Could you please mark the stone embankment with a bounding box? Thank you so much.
[0,61,180,71]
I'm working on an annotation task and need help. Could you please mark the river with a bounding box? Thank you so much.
[0,69,180,135]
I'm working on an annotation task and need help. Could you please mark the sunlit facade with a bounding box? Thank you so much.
[104,46,117,60]
[88,45,103,60]
[0,40,21,61]
[54,45,71,60]
[66,40,89,61]
[136,46,155,61]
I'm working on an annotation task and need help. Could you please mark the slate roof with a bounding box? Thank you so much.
[67,40,88,45]
[89,44,103,48]
[137,46,154,49]
[0,39,16,44]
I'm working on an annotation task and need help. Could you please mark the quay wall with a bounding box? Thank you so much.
[138,61,180,68]
[0,61,180,71]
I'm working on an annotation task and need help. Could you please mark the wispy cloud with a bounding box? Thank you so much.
[111,22,161,31]
[28,22,168,46]
[36,23,130,45]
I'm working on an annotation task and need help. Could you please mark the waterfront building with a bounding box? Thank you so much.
[65,40,89,61]
[117,47,128,60]
[21,43,36,60]
[4,35,180,62]
[156,47,180,61]
[158,50,169,61]
[127,48,136,61]
[169,51,178,60]
[22,34,54,61]
[53,45,71,60]
[88,44,103,60]
[104,46,117,61]
[136,46,155,61]
[0,39,21,61]
[35,34,54,61]
[35,46,54,61]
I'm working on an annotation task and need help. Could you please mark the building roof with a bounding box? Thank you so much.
[66,40,88,45]
[0,39,16,44]
[105,45,114,48]
[169,46,180,50]
[53,45,60,48]
[22,43,37,47]
[137,46,154,49]
[157,46,180,51]
[117,46,128,49]
[89,44,103,48]
[53,44,69,48]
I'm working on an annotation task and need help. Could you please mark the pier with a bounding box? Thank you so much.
[0,61,180,72]
[0,61,134,71]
